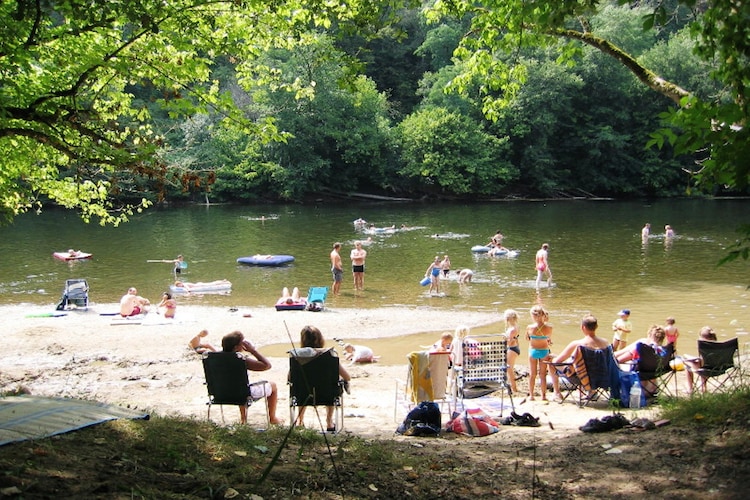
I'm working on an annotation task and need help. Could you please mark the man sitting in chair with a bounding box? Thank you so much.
[222,331,281,425]
[552,315,611,363]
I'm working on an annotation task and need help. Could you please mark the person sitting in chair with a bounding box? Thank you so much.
[291,325,350,432]
[553,315,612,364]
[221,331,281,425]
[684,326,718,393]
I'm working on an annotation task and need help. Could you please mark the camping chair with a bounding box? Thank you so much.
[686,338,741,393]
[450,334,513,416]
[548,345,621,407]
[395,351,451,421]
[202,351,269,426]
[631,343,677,398]
[56,278,89,311]
[289,348,345,433]
[305,286,328,311]
[307,287,328,304]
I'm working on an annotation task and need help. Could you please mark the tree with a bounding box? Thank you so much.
[0,0,412,224]
[425,0,749,193]
[396,107,516,196]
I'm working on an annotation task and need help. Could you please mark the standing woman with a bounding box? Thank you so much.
[503,309,521,394]
[535,243,552,290]
[525,305,559,401]
[425,256,442,295]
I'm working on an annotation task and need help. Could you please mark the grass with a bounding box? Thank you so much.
[2,383,750,498]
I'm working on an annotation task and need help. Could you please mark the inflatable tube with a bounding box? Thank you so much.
[237,254,295,266]
[53,251,92,261]
[420,276,431,286]
[471,245,492,253]
[170,281,232,293]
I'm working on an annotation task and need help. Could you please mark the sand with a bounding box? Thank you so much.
[1,303,659,438]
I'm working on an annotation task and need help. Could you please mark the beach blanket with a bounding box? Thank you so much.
[0,395,150,446]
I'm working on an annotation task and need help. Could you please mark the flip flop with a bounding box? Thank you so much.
[516,412,541,427]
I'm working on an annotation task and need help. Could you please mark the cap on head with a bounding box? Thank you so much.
[618,309,630,316]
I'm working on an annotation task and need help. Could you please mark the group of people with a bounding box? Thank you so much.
[119,287,177,318]
[429,303,714,403]
[641,223,676,241]
[188,326,377,430]
[330,240,367,295]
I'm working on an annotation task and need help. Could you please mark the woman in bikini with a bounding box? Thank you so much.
[504,309,521,394]
[526,305,561,401]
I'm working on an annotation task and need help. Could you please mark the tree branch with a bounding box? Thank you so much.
[555,28,690,105]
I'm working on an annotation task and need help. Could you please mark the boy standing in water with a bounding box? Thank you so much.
[350,241,367,292]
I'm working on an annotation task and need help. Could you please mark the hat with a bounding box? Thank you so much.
[618,309,630,316]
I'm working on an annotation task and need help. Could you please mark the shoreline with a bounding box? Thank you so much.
[1,303,665,438]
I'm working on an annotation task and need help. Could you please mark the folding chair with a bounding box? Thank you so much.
[632,343,676,398]
[395,351,451,420]
[450,334,513,416]
[289,348,345,433]
[548,345,621,407]
[202,351,269,425]
[686,338,740,393]
[56,278,89,311]
[307,287,328,304]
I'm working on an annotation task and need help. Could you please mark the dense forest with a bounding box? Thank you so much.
[1,1,748,224]
[158,3,714,203]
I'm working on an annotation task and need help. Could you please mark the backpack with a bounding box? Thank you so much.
[396,401,441,436]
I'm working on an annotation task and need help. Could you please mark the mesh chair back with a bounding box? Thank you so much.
[289,349,341,407]
[698,338,739,376]
[202,352,250,405]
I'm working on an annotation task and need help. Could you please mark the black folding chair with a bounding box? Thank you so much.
[202,351,269,425]
[633,343,676,398]
[686,338,740,393]
[289,348,345,433]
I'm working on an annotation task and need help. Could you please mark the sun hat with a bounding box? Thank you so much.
[618,309,630,316]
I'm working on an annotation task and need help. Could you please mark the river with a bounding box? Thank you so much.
[1,199,748,349]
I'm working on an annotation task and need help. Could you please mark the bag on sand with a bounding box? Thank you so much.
[396,401,441,436]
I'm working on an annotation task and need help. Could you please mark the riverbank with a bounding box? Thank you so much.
[2,302,659,438]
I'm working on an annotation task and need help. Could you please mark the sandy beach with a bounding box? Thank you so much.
[1,303,661,438]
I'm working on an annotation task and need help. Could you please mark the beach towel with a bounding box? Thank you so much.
[0,395,149,446]
[407,351,434,403]
[446,407,500,437]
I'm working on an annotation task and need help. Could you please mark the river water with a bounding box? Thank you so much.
[1,199,748,350]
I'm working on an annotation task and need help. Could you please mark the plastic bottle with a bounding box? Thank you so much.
[629,374,642,409]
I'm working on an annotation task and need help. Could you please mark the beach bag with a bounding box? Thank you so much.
[396,401,441,436]
[619,371,647,408]
[446,408,500,437]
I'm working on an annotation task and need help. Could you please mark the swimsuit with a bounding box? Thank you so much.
[528,326,550,359]
[352,265,365,273]
[529,348,550,359]
[508,345,521,355]
[431,267,440,277]
[332,267,343,282]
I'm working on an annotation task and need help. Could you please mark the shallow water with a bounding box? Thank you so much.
[1,199,748,354]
